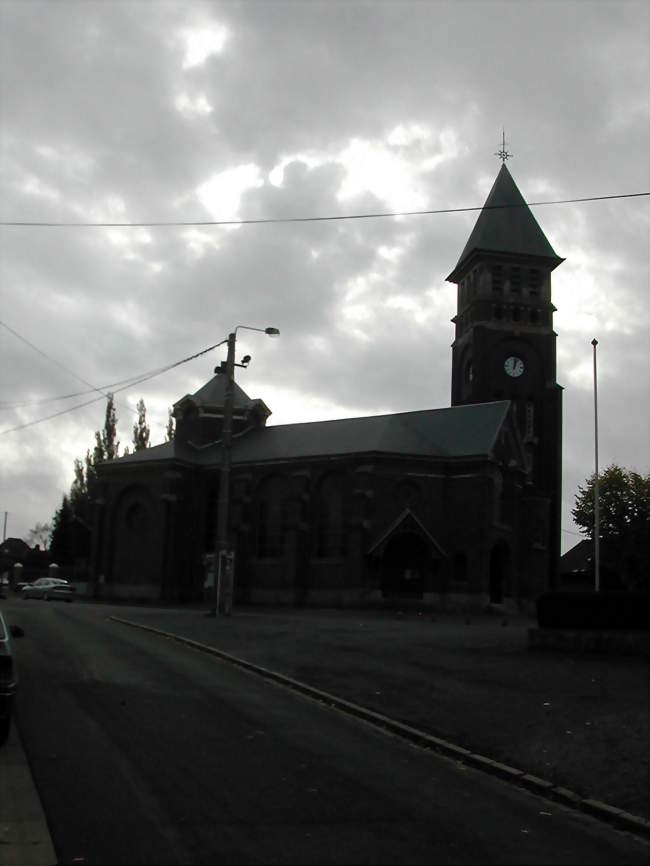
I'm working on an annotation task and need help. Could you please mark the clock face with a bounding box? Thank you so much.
[504,356,525,378]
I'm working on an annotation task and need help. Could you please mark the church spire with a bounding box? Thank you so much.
[447,163,563,283]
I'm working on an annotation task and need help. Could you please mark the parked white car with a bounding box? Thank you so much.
[0,608,21,745]
[22,578,75,602]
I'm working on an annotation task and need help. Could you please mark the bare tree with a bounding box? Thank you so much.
[26,521,51,550]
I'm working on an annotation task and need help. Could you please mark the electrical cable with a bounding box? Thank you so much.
[1,319,114,400]
[0,329,226,410]
[0,192,647,229]
[0,319,137,417]
[2,189,647,431]
[0,338,227,435]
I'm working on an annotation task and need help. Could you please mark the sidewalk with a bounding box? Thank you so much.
[0,723,57,866]
[117,605,650,821]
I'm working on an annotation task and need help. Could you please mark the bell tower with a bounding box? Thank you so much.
[447,160,564,587]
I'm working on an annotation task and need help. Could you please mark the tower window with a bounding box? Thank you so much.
[529,269,541,296]
[513,306,521,322]
[492,265,503,293]
[525,401,535,440]
[510,266,521,293]
[530,309,539,324]
[494,305,503,321]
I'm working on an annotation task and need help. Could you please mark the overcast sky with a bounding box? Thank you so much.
[1,0,648,553]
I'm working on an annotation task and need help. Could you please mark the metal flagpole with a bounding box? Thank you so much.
[592,338,600,593]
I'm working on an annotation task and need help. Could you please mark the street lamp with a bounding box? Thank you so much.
[212,325,280,616]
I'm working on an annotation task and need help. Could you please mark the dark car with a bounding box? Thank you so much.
[0,609,22,745]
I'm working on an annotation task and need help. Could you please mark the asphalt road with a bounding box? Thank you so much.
[7,600,648,865]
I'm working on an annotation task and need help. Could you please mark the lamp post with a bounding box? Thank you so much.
[592,338,600,593]
[213,325,280,616]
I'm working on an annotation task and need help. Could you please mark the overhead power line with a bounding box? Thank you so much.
[0,192,647,229]
[0,338,227,436]
[0,319,136,417]
[0,324,226,410]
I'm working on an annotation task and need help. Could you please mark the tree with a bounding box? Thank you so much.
[50,496,74,564]
[132,398,150,451]
[572,464,649,590]
[165,407,175,442]
[25,522,51,550]
[94,393,119,464]
[69,454,94,550]
[70,458,87,508]
[84,448,98,497]
[87,393,119,493]
[46,393,126,568]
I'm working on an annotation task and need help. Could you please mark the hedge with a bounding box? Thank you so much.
[536,591,650,630]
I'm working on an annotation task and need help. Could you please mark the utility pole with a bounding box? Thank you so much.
[214,332,236,615]
[2,512,7,542]
[210,325,280,617]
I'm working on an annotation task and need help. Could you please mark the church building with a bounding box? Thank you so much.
[90,162,564,609]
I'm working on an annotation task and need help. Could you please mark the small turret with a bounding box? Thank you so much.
[173,374,271,447]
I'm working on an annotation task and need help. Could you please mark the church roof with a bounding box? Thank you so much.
[447,163,563,282]
[229,401,510,463]
[110,400,513,468]
[174,374,259,413]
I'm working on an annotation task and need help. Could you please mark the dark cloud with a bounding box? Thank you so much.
[0,0,648,547]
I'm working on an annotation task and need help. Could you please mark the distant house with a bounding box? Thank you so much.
[0,537,51,586]
[559,539,593,590]
[91,162,564,610]
[0,537,30,561]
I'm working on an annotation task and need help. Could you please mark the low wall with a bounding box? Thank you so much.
[528,628,649,657]
[96,582,161,602]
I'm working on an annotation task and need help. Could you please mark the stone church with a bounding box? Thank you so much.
[91,163,564,608]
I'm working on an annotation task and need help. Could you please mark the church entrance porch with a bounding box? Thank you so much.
[380,532,428,599]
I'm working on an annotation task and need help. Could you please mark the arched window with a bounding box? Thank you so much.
[452,553,468,584]
[256,476,286,557]
[315,473,346,557]
[111,487,156,586]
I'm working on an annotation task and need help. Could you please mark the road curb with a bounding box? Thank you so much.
[110,615,650,841]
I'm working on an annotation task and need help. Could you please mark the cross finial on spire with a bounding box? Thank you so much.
[494,128,513,162]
